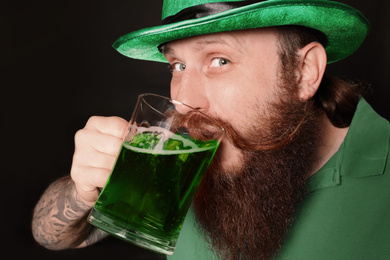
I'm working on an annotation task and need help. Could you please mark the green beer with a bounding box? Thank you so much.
[89,127,219,254]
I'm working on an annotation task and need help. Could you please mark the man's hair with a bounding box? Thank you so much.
[276,25,369,128]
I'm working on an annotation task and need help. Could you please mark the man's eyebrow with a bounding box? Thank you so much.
[161,36,245,57]
[161,41,228,56]
[159,44,173,56]
[193,38,243,53]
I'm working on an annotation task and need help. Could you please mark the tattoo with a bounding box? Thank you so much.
[32,176,107,250]
[85,228,109,246]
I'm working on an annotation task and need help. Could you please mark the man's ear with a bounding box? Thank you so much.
[297,42,327,101]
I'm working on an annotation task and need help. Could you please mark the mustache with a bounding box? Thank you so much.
[169,108,311,152]
[167,110,225,142]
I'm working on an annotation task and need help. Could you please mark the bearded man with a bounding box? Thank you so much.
[32,1,390,259]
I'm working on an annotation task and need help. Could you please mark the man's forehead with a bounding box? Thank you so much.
[162,28,277,55]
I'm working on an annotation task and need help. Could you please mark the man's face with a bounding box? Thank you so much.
[163,28,282,171]
[163,28,323,259]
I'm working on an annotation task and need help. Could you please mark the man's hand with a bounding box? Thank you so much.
[32,116,128,250]
[70,116,128,206]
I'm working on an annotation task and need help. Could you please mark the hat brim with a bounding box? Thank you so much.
[113,0,370,64]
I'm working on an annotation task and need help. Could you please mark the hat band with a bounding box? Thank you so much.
[161,0,265,25]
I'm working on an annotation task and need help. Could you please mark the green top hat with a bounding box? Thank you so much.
[113,0,370,64]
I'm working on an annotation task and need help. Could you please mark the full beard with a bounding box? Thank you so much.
[192,81,323,259]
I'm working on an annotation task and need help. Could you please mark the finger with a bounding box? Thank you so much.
[75,129,123,156]
[77,166,112,189]
[75,149,118,170]
[71,166,112,204]
[84,116,128,138]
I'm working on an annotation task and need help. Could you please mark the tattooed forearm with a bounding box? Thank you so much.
[32,176,107,250]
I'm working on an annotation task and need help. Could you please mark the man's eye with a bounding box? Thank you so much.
[169,62,186,72]
[210,58,231,67]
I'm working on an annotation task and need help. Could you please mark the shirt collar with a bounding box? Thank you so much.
[307,98,390,193]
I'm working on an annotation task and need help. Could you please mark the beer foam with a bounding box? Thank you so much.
[126,126,217,155]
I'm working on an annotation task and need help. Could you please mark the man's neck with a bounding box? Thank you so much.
[308,114,349,178]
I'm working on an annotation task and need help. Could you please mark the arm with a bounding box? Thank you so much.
[32,176,108,250]
[32,116,128,250]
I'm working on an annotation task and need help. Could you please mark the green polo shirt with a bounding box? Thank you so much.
[168,98,390,260]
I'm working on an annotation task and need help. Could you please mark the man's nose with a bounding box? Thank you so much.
[171,67,209,114]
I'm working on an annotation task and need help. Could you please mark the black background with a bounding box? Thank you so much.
[1,1,389,259]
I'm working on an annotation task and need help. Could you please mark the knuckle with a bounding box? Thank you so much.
[85,116,105,130]
[74,129,87,143]
[87,116,100,126]
[70,164,82,181]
